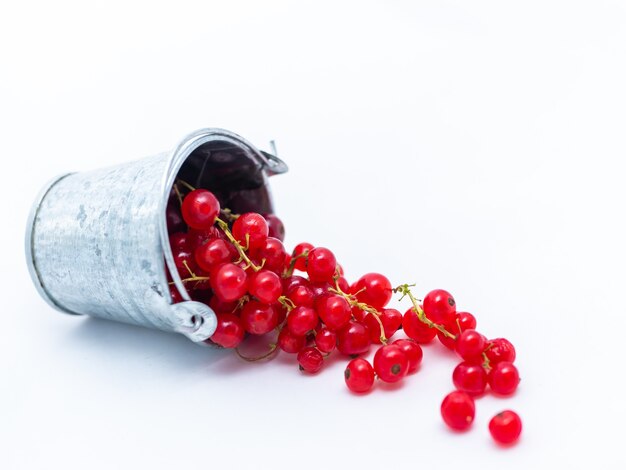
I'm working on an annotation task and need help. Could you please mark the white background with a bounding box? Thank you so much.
[2,1,625,468]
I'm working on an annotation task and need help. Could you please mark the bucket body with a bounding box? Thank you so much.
[26,128,287,343]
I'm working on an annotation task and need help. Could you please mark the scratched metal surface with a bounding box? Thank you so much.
[26,129,287,344]
[30,153,180,330]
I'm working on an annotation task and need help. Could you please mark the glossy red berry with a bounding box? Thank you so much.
[392,339,423,374]
[485,338,516,365]
[292,242,313,271]
[282,275,308,293]
[423,289,456,325]
[287,306,319,337]
[232,212,269,249]
[287,284,315,308]
[351,273,392,309]
[456,329,487,361]
[402,308,437,344]
[344,358,375,393]
[373,344,409,383]
[210,313,245,348]
[173,249,197,279]
[364,308,402,344]
[248,270,282,304]
[251,237,286,272]
[440,391,475,431]
[210,263,248,302]
[455,311,477,332]
[181,189,220,230]
[452,362,488,395]
[306,247,337,282]
[264,214,285,241]
[488,362,520,395]
[277,327,306,353]
[316,294,351,331]
[194,238,233,272]
[315,328,337,353]
[437,328,458,350]
[489,410,522,444]
[240,301,279,335]
[336,321,371,356]
[169,232,190,252]
[297,347,324,373]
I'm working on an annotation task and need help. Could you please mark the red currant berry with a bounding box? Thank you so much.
[287,306,319,337]
[485,338,516,365]
[210,313,245,348]
[248,270,282,304]
[364,308,402,344]
[344,358,375,393]
[316,294,351,331]
[489,410,522,444]
[169,232,190,252]
[309,281,332,300]
[194,238,233,272]
[187,226,224,250]
[452,362,488,395]
[373,344,409,383]
[488,362,520,395]
[423,289,456,324]
[437,328,458,350]
[240,301,279,335]
[287,284,315,308]
[440,391,475,431]
[336,276,350,293]
[277,327,306,353]
[232,212,269,249]
[336,321,371,356]
[166,198,185,233]
[456,311,477,332]
[208,296,236,315]
[264,214,285,241]
[181,189,220,230]
[456,329,487,361]
[173,249,197,279]
[306,247,337,282]
[291,242,313,271]
[210,263,248,302]
[392,339,423,374]
[297,347,324,373]
[351,273,392,309]
[251,237,286,272]
[402,307,437,343]
[282,275,308,293]
[315,328,337,353]
[170,286,183,303]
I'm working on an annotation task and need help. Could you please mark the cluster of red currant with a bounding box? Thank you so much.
[167,182,522,446]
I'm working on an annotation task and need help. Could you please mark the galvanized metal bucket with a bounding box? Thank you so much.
[26,128,287,343]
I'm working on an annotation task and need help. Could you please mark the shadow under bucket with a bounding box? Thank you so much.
[26,128,287,343]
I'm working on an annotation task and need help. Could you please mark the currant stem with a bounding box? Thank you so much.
[283,252,308,278]
[393,284,456,339]
[235,343,279,362]
[176,179,196,192]
[329,278,388,344]
[173,183,183,206]
[215,217,263,272]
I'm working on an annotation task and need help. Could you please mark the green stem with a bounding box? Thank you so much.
[393,284,456,339]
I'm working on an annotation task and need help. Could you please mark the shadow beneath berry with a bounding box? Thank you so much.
[62,316,231,375]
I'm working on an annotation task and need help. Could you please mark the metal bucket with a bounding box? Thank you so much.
[25,128,288,343]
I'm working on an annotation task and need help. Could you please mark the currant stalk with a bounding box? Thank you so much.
[393,284,455,339]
